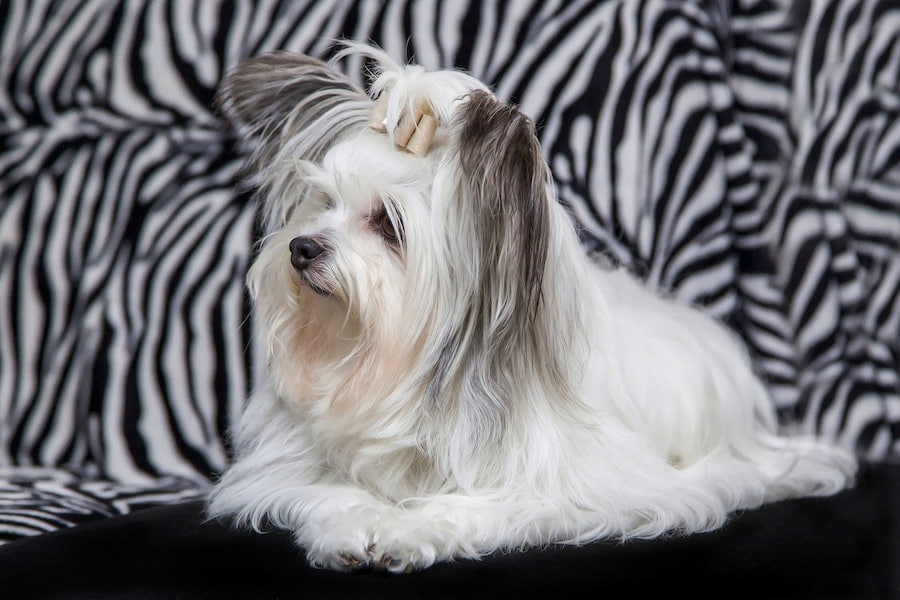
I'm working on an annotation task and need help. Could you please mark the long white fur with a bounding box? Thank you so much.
[208,44,856,573]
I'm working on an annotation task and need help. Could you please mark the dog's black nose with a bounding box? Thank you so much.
[290,236,325,271]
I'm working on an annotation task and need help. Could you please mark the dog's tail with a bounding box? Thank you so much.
[748,432,857,501]
[680,431,857,515]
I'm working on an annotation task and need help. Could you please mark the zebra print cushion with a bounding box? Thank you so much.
[1,0,897,544]
[0,467,205,544]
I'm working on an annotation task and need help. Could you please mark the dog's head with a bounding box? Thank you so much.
[221,44,576,446]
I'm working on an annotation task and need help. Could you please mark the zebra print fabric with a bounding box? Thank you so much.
[775,1,900,456]
[0,467,206,544]
[1,0,897,543]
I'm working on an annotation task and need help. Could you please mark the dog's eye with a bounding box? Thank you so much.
[374,210,401,245]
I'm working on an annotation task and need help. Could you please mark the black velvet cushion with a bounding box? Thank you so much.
[0,463,896,599]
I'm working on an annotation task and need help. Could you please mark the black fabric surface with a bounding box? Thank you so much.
[0,464,896,599]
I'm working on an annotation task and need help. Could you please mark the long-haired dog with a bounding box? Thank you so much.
[208,43,856,573]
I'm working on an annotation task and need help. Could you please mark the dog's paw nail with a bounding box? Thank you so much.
[375,553,411,573]
[339,552,364,569]
[379,555,398,567]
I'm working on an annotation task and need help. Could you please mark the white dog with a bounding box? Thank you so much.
[208,44,856,573]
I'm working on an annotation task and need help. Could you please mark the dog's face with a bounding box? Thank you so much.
[274,132,426,320]
[220,47,571,437]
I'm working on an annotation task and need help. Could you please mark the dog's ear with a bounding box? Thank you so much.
[456,90,550,338]
[217,52,371,228]
[427,91,553,447]
[217,51,369,163]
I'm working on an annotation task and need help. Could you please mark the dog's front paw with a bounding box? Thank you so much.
[298,506,380,572]
[368,538,439,574]
[303,524,440,573]
[298,503,467,573]
[305,543,375,572]
[367,512,464,573]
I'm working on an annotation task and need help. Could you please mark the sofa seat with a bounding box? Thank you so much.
[0,462,896,599]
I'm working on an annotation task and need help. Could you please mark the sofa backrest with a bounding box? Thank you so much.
[1,1,896,483]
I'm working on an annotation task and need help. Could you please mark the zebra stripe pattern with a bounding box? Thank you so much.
[1,0,897,543]
[0,467,206,544]
[776,1,900,455]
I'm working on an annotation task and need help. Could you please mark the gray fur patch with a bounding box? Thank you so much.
[426,90,554,447]
[217,52,367,166]
[456,89,551,347]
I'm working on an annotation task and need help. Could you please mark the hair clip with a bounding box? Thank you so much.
[368,94,437,156]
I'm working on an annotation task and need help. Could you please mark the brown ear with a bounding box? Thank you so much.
[424,91,553,445]
[217,52,371,229]
[455,89,551,333]
[218,52,369,162]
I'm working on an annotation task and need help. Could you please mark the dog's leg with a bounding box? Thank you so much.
[215,486,527,573]
[361,494,519,572]
[287,486,397,571]
[362,492,647,573]
[210,470,400,571]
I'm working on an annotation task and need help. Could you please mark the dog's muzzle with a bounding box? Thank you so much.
[290,236,326,271]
